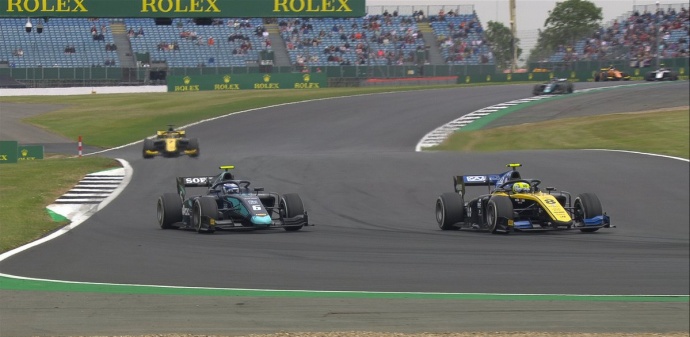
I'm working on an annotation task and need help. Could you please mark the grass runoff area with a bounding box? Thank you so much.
[0,85,688,252]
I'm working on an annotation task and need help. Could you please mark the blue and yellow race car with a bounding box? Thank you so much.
[157,166,309,233]
[435,163,612,234]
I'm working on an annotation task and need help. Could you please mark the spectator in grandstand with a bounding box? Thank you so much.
[413,10,424,22]
[137,27,144,37]
[12,48,23,57]
[208,36,215,46]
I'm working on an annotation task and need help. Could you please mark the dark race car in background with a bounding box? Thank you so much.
[156,166,309,233]
[435,163,612,234]
[645,66,679,81]
[532,78,574,95]
[143,125,200,158]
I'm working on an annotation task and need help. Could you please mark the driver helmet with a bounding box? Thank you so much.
[512,182,530,193]
[222,183,239,194]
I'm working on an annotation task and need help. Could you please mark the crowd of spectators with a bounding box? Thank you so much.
[428,8,492,64]
[547,5,689,66]
[280,11,426,68]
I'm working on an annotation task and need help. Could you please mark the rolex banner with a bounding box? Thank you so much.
[1,0,365,18]
[167,73,327,92]
[18,145,44,161]
[0,141,18,164]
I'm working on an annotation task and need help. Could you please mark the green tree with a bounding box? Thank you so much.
[484,20,522,70]
[529,0,602,63]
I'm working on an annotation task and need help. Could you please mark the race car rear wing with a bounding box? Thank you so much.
[176,176,215,200]
[454,164,523,196]
[175,166,236,200]
[454,174,502,196]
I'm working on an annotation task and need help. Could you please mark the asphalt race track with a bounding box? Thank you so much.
[1,81,688,336]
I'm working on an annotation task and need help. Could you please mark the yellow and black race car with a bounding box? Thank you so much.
[435,163,612,234]
[142,125,200,158]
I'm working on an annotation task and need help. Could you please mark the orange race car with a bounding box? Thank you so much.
[594,66,631,81]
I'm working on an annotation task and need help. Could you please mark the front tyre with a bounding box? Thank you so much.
[486,196,513,234]
[193,197,218,233]
[436,193,464,230]
[188,138,200,158]
[280,193,305,231]
[158,193,182,229]
[574,193,603,233]
[142,139,155,159]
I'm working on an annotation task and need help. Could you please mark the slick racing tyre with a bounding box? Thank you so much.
[436,193,464,230]
[574,193,603,233]
[486,196,513,234]
[193,197,218,233]
[158,193,182,229]
[280,193,305,231]
[142,138,155,158]
[188,138,200,158]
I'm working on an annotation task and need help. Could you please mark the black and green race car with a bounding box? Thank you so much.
[156,166,309,233]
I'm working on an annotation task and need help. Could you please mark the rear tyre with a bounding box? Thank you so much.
[574,193,603,233]
[188,138,200,158]
[486,196,513,234]
[193,197,217,233]
[280,193,304,231]
[436,193,464,230]
[157,193,182,229]
[142,139,155,158]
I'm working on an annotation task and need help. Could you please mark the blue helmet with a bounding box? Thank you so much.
[222,183,239,194]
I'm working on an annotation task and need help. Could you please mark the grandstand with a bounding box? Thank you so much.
[1,18,119,68]
[0,4,688,86]
[533,2,688,69]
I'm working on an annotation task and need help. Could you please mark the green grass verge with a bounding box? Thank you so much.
[1,86,457,148]
[431,109,689,159]
[0,156,118,252]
